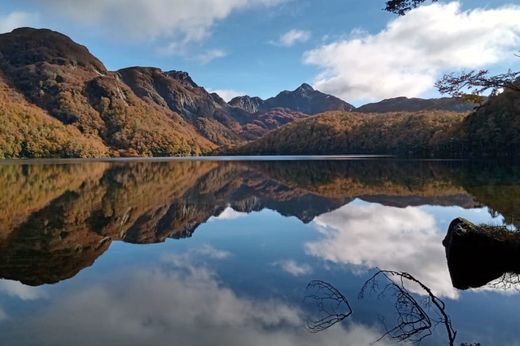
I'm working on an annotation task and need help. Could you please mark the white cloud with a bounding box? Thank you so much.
[305,200,458,299]
[0,280,45,301]
[304,2,520,101]
[23,0,285,44]
[209,89,246,102]
[272,29,311,47]
[0,12,38,33]
[192,49,227,64]
[273,260,312,276]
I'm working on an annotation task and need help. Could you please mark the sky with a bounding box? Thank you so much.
[1,0,519,105]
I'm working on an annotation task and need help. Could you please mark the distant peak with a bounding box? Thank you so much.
[296,83,314,92]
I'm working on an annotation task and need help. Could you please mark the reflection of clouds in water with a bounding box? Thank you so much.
[273,260,313,277]
[0,280,45,324]
[211,207,248,221]
[194,244,231,259]
[0,280,45,301]
[1,258,397,346]
[162,244,231,267]
[306,201,459,299]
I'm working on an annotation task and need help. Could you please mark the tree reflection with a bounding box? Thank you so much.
[304,280,352,333]
[359,270,456,345]
[306,270,458,345]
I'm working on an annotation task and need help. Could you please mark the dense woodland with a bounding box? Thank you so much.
[230,111,468,157]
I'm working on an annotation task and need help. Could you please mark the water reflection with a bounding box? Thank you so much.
[0,159,519,345]
[0,160,518,286]
[0,248,395,346]
[306,201,458,298]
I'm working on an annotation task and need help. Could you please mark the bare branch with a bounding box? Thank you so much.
[359,270,457,346]
[436,70,520,99]
[304,280,353,333]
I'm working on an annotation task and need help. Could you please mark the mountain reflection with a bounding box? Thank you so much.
[0,159,518,286]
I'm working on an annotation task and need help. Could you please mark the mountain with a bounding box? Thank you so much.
[117,67,310,144]
[229,84,520,158]
[229,83,355,115]
[0,28,341,158]
[357,96,479,113]
[117,66,248,145]
[1,27,517,159]
[228,96,264,113]
[0,28,216,157]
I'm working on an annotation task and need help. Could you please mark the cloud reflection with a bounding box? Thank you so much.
[306,200,458,299]
[0,255,396,346]
[0,280,45,301]
[273,260,313,277]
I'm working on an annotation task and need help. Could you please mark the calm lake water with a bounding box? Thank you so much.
[0,158,519,346]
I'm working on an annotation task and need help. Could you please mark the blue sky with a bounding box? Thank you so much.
[1,0,519,105]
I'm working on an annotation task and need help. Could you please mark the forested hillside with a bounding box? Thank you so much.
[228,111,470,157]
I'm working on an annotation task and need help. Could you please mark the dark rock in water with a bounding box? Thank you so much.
[443,217,520,290]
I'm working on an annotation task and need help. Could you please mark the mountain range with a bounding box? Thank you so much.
[0,27,514,159]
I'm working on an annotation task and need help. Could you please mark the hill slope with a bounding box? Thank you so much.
[0,73,109,158]
[357,96,478,113]
[229,111,468,157]
[460,86,520,157]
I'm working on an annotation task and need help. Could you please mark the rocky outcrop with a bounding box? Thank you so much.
[229,95,264,114]
[117,67,249,146]
[443,218,520,290]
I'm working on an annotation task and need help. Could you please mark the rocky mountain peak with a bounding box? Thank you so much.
[166,70,198,88]
[228,95,265,114]
[0,27,107,74]
[296,83,314,93]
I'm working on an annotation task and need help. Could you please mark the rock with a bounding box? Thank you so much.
[443,217,520,289]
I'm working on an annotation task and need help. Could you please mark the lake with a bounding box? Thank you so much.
[0,158,518,345]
